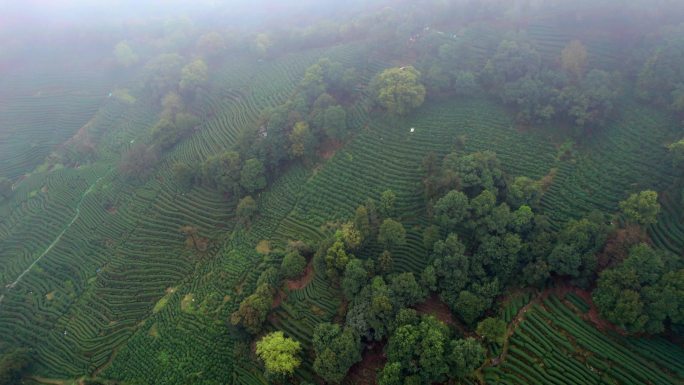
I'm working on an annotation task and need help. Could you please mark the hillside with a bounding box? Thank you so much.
[0,1,683,385]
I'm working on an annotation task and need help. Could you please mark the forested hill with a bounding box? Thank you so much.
[0,1,683,384]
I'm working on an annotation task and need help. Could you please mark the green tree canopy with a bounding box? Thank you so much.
[448,337,486,379]
[378,219,406,250]
[619,190,660,225]
[179,59,209,92]
[255,331,302,377]
[236,195,258,225]
[434,190,470,230]
[372,66,426,115]
[114,41,138,67]
[561,40,588,80]
[230,283,272,334]
[476,317,507,345]
[281,250,306,280]
[312,323,362,384]
[240,158,267,193]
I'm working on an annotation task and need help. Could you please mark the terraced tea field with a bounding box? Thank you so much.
[0,64,116,179]
[1,24,682,385]
[485,294,684,385]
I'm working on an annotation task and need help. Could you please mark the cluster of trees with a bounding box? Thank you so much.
[171,58,358,206]
[483,38,621,130]
[637,25,684,117]
[237,151,674,383]
[370,66,426,115]
[419,150,613,324]
[593,243,683,334]
[412,28,621,133]
[0,348,31,384]
[590,190,683,335]
[377,310,486,384]
[118,55,205,183]
[230,242,311,335]
[248,58,357,170]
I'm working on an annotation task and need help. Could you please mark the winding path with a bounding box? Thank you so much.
[0,174,105,306]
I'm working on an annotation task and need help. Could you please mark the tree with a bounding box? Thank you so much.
[323,105,347,139]
[427,233,469,307]
[150,118,187,150]
[118,143,159,183]
[378,250,393,273]
[289,121,315,159]
[379,190,397,218]
[389,272,425,307]
[233,199,257,230]
[179,59,209,92]
[172,162,198,189]
[196,31,225,58]
[0,177,12,201]
[255,331,301,377]
[313,323,362,384]
[442,151,505,197]
[342,258,369,300]
[476,317,507,345]
[448,338,486,379]
[372,66,426,115]
[144,53,184,96]
[114,41,138,67]
[508,176,542,208]
[0,349,32,385]
[378,219,406,250]
[281,250,306,280]
[354,205,371,240]
[592,243,682,334]
[202,151,242,195]
[548,243,582,277]
[230,283,272,334]
[422,225,441,251]
[380,314,453,384]
[455,290,488,325]
[240,158,267,193]
[619,190,660,225]
[377,362,402,385]
[434,190,469,229]
[482,39,541,88]
[254,33,273,57]
[323,237,352,282]
[667,138,684,168]
[161,91,184,119]
[340,222,363,250]
[561,40,588,80]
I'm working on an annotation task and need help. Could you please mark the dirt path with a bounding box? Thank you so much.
[272,262,315,310]
[284,262,315,290]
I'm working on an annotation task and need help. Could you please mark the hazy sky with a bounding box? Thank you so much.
[0,0,374,30]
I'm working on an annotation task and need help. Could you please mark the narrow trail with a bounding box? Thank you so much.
[0,174,105,307]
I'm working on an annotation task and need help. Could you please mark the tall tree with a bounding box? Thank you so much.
[240,158,267,193]
[179,59,209,92]
[378,219,406,250]
[561,40,588,80]
[619,190,660,225]
[255,331,301,377]
[371,66,426,115]
[113,41,138,67]
[312,323,362,384]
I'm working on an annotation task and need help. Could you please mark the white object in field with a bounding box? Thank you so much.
[130,139,135,144]
[410,127,415,133]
